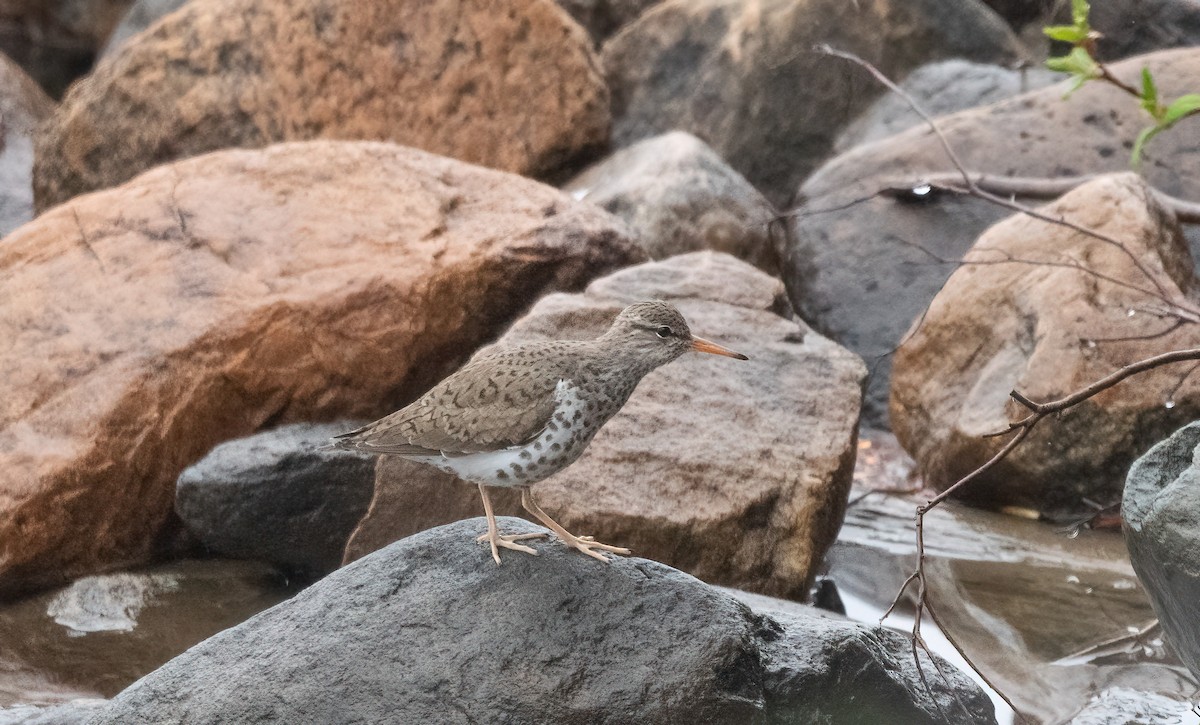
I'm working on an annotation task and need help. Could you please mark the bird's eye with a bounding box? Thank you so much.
[655,326,672,339]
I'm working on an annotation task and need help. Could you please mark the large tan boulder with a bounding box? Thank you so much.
[0,50,54,235]
[784,47,1200,427]
[602,0,1024,205]
[345,251,866,599]
[34,0,610,211]
[0,141,643,597]
[890,174,1200,516]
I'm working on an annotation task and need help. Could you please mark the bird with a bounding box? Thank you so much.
[328,301,748,564]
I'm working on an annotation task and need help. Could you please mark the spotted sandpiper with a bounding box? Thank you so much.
[329,301,748,564]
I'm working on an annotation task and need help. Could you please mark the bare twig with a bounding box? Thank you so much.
[814,45,1197,312]
[886,172,1200,224]
[814,44,1200,724]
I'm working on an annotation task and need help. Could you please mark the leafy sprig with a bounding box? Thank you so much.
[1044,0,1200,164]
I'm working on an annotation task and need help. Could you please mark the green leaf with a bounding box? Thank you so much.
[1162,94,1200,126]
[1139,68,1160,118]
[1046,48,1100,79]
[1072,0,1091,26]
[1131,125,1161,165]
[1044,24,1086,43]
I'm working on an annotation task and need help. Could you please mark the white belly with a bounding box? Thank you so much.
[411,380,588,487]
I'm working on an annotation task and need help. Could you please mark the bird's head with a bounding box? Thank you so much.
[600,300,748,369]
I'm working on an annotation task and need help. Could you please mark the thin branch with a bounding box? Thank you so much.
[814,44,1200,724]
[814,44,975,188]
[816,44,1195,311]
[888,172,1200,224]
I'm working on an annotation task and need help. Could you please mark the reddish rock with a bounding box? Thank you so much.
[34,0,609,211]
[0,141,642,596]
[890,174,1200,515]
[345,252,866,599]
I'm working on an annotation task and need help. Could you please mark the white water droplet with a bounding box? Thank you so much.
[1112,579,1137,590]
[1066,528,1080,539]
[1165,399,1176,409]
[1085,339,1097,348]
[911,183,932,196]
[1066,575,1080,584]
[1084,587,1094,595]
[1127,308,1136,317]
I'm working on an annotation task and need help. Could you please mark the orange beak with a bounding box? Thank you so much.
[690,336,749,360]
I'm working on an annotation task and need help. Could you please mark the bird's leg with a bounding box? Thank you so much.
[520,489,631,563]
[475,483,545,564]
[477,486,544,566]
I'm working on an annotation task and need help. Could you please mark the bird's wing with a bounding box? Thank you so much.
[332,345,576,456]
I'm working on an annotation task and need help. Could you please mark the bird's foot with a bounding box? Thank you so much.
[559,533,631,563]
[476,531,548,565]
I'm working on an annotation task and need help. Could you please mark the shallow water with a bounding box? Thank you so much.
[836,430,1199,724]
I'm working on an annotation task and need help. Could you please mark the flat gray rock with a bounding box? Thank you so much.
[88,517,995,725]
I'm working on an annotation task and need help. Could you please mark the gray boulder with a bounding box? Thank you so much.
[565,131,780,272]
[175,422,374,575]
[834,59,1059,152]
[1123,421,1200,680]
[89,517,996,725]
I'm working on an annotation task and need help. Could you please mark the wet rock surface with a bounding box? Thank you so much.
[0,698,108,725]
[35,0,610,209]
[176,422,374,576]
[1067,687,1198,725]
[785,48,1200,427]
[0,140,641,596]
[565,131,780,272]
[889,174,1200,516]
[835,430,1197,725]
[344,252,866,599]
[90,517,995,725]
[602,0,1024,205]
[1123,422,1200,681]
[0,560,296,705]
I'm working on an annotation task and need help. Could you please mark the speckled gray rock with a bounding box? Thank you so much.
[1123,421,1200,680]
[1067,687,1197,725]
[834,59,1059,152]
[87,518,995,725]
[565,132,780,272]
[176,422,374,575]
